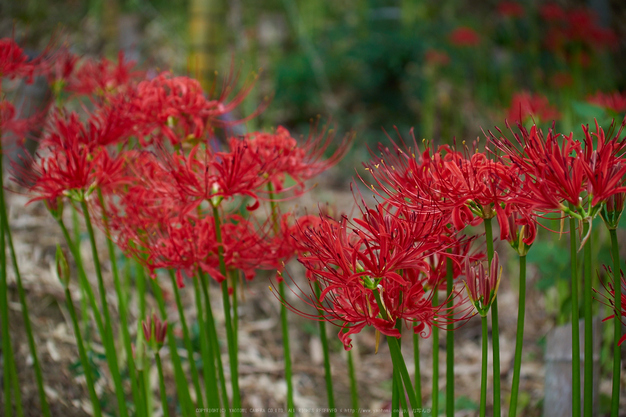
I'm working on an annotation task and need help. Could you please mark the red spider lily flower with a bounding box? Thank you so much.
[0,100,30,142]
[11,111,128,204]
[497,2,524,18]
[577,120,626,217]
[594,267,626,346]
[44,48,78,93]
[507,91,560,124]
[423,232,483,290]
[142,313,168,348]
[288,199,461,350]
[449,27,481,47]
[245,123,353,195]
[540,3,565,22]
[424,49,450,67]
[500,205,537,256]
[465,251,502,316]
[489,124,585,213]
[66,51,143,97]
[587,91,626,115]
[0,38,37,81]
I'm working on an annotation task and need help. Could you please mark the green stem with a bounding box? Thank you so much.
[609,228,622,417]
[480,316,488,417]
[582,219,593,416]
[0,168,50,417]
[155,352,171,417]
[65,287,102,417]
[315,283,336,415]
[347,349,359,417]
[0,198,14,417]
[96,189,141,413]
[372,289,419,413]
[413,329,422,409]
[432,291,439,417]
[445,255,454,417]
[80,199,129,417]
[484,218,500,417]
[150,275,195,417]
[569,216,581,417]
[199,272,231,417]
[266,184,294,416]
[168,270,204,409]
[212,205,242,415]
[396,320,408,416]
[508,255,527,417]
[192,275,221,416]
[136,259,152,417]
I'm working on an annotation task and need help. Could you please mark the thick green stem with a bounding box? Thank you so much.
[1,199,14,417]
[609,228,622,417]
[445,255,454,417]
[212,205,242,415]
[135,258,152,417]
[413,329,422,409]
[432,291,439,417]
[0,172,50,417]
[484,218,501,416]
[96,189,142,412]
[65,287,102,417]
[480,316,488,417]
[266,184,295,416]
[199,272,231,417]
[582,219,593,416]
[168,270,204,408]
[508,255,527,417]
[570,216,581,417]
[372,289,419,413]
[348,349,360,417]
[155,352,171,417]
[315,283,336,415]
[192,275,221,416]
[150,275,195,417]
[80,199,128,417]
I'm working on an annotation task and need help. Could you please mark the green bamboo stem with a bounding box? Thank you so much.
[432,291,439,417]
[347,348,359,417]
[315,283,336,415]
[211,205,242,415]
[480,316,488,417]
[96,189,142,413]
[508,255,527,417]
[484,217,501,416]
[64,286,103,417]
[609,228,622,417]
[582,219,593,416]
[192,275,221,415]
[150,275,195,417]
[445,255,454,417]
[168,270,204,408]
[0,163,50,417]
[199,271,231,417]
[80,199,129,417]
[569,216,581,417]
[155,352,171,417]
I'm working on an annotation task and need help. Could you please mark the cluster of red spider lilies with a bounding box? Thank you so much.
[1,36,626,417]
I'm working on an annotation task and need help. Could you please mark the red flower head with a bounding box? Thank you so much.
[587,91,626,115]
[424,49,450,67]
[0,38,37,81]
[67,51,143,97]
[540,3,565,22]
[285,198,461,350]
[449,27,481,47]
[507,91,560,124]
[497,2,524,18]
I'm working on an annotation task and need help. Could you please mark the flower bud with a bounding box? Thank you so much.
[55,245,70,288]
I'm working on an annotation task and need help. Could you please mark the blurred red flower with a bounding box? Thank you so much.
[449,27,481,47]
[507,91,560,124]
[497,1,524,18]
